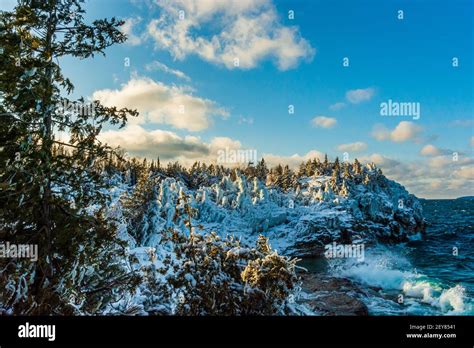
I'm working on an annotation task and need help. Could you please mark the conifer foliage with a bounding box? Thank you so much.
[0,0,138,314]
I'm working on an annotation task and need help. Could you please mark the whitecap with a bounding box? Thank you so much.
[328,245,473,315]
[438,285,466,313]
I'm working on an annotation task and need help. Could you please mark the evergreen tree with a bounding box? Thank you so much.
[340,179,349,197]
[244,161,256,179]
[311,158,321,175]
[281,165,291,191]
[343,163,352,180]
[273,164,284,188]
[121,172,160,245]
[255,158,268,182]
[363,173,371,185]
[330,167,340,190]
[297,161,306,177]
[265,167,276,186]
[304,159,314,176]
[353,158,362,175]
[323,154,329,174]
[275,164,283,176]
[334,156,340,171]
[208,163,215,176]
[0,0,139,314]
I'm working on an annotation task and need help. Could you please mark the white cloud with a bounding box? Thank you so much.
[471,136,474,147]
[345,88,375,104]
[146,0,314,70]
[121,17,143,46]
[454,166,474,180]
[420,144,441,156]
[360,153,401,170]
[420,144,453,157]
[337,142,368,152]
[263,150,325,169]
[145,61,190,81]
[391,122,423,142]
[92,77,228,132]
[311,116,337,129]
[371,121,423,143]
[371,124,391,141]
[209,136,243,152]
[428,156,454,169]
[329,102,346,111]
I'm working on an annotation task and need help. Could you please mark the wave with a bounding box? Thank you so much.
[327,245,473,315]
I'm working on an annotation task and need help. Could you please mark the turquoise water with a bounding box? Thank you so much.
[300,199,474,315]
[409,199,474,294]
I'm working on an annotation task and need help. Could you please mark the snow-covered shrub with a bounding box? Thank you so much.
[241,236,298,308]
[150,230,299,315]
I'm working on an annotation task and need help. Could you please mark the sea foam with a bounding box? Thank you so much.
[330,246,472,315]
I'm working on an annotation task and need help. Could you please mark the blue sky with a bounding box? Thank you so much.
[2,0,472,198]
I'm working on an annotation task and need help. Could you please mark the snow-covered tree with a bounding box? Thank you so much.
[353,158,362,175]
[323,154,329,173]
[121,172,161,245]
[343,163,352,180]
[0,0,138,314]
[340,179,350,197]
[255,158,269,182]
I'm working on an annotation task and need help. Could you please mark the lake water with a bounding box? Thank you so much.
[299,199,474,315]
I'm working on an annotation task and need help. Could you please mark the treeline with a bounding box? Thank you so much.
[96,150,384,194]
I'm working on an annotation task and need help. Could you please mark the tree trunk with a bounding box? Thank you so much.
[41,0,56,282]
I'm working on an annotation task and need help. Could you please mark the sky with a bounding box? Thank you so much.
[1,0,473,198]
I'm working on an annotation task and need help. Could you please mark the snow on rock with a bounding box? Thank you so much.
[111,169,425,260]
[99,164,426,315]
